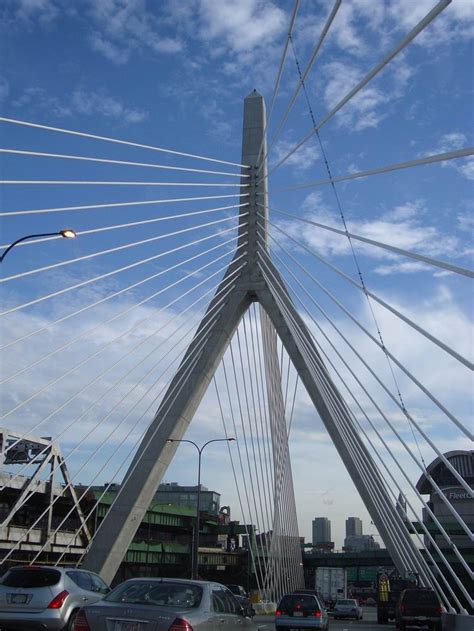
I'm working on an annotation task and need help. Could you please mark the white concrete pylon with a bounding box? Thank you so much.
[82,91,421,585]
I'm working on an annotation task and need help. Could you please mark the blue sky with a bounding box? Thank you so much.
[0,0,473,549]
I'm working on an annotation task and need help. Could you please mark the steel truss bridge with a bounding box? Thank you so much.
[0,0,472,624]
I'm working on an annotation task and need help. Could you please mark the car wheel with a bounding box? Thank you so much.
[64,609,79,631]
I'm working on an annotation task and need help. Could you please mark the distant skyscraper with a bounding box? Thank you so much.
[312,517,331,545]
[346,516,363,537]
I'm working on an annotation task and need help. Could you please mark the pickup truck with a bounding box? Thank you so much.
[395,588,443,631]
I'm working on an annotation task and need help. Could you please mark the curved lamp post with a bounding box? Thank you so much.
[0,229,77,262]
[167,437,235,579]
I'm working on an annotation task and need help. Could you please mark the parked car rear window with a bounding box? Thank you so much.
[337,599,357,606]
[105,581,202,609]
[1,567,61,588]
[402,590,439,604]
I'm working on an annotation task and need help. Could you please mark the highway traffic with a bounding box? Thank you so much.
[255,606,380,630]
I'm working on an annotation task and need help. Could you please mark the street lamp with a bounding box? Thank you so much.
[0,229,77,262]
[167,437,235,579]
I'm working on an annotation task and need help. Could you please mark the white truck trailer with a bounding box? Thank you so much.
[315,567,347,607]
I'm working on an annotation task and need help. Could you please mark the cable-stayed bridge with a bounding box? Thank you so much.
[0,0,472,623]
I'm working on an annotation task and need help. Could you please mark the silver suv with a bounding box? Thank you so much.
[0,565,110,630]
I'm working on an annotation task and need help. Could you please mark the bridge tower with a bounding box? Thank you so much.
[83,91,423,586]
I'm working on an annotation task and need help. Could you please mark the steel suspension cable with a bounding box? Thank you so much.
[1,179,246,187]
[1,193,245,217]
[267,206,474,278]
[0,148,248,177]
[260,0,342,169]
[235,327,270,558]
[1,236,245,385]
[241,317,274,552]
[255,0,301,164]
[71,319,234,563]
[262,235,472,486]
[251,304,276,537]
[221,356,269,589]
[260,213,473,369]
[1,212,248,283]
[265,0,451,177]
[246,307,275,536]
[71,339,212,569]
[283,273,472,599]
[214,376,265,597]
[258,224,471,439]
[2,273,239,488]
[0,116,249,168]
[264,246,474,569]
[259,264,429,580]
[1,223,246,319]
[0,202,247,250]
[287,33,462,475]
[29,299,234,565]
[19,308,220,553]
[260,311,304,597]
[1,254,247,426]
[275,147,474,192]
[260,314,292,599]
[228,339,271,575]
[2,319,216,566]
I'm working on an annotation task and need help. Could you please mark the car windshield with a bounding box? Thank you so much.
[337,600,357,606]
[105,581,202,608]
[0,568,61,588]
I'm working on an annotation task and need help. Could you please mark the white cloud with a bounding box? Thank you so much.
[12,86,148,123]
[427,133,474,181]
[12,87,73,117]
[386,0,474,47]
[89,31,131,65]
[325,0,473,56]
[71,88,148,123]
[276,196,461,273]
[433,132,467,153]
[13,0,59,25]
[456,157,474,181]
[374,261,431,276]
[272,139,319,172]
[197,0,286,54]
[86,0,183,64]
[321,62,388,130]
[458,213,474,233]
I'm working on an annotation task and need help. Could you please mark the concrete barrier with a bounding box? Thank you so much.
[442,613,474,631]
[254,601,277,615]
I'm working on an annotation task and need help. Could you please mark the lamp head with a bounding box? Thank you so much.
[59,229,77,239]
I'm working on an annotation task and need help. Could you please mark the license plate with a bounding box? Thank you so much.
[10,594,28,604]
[293,611,303,616]
[113,622,140,631]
